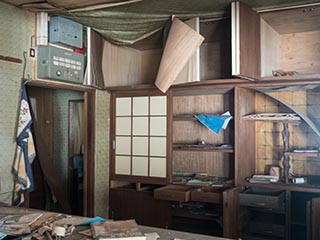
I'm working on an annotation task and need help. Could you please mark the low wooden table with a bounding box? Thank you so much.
[0,206,230,240]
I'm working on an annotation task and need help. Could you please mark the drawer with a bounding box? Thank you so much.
[154,185,194,202]
[239,188,285,209]
[190,187,223,204]
[249,221,285,237]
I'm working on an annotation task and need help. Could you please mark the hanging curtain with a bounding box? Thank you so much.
[12,85,36,206]
[71,101,84,155]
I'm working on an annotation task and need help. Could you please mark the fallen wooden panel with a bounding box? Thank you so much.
[155,18,204,93]
[174,17,200,85]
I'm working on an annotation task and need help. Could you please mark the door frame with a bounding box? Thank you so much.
[27,80,96,217]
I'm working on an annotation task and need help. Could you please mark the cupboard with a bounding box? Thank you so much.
[108,1,320,239]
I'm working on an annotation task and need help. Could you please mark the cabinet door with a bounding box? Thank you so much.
[231,1,261,79]
[312,198,320,240]
[111,93,169,184]
[223,186,243,238]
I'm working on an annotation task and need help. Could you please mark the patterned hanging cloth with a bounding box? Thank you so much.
[12,85,36,206]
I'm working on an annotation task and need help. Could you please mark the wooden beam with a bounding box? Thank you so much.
[0,55,22,64]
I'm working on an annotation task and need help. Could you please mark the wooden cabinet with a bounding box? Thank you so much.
[109,186,171,228]
[108,2,320,239]
[232,1,320,80]
[235,84,320,192]
[170,86,235,184]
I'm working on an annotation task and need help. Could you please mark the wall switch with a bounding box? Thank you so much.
[29,48,35,57]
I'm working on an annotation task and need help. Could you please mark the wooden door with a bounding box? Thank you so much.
[223,186,243,238]
[312,197,320,240]
[231,1,261,79]
[27,87,54,209]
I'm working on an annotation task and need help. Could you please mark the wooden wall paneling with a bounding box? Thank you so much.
[312,197,320,240]
[260,18,281,77]
[140,49,162,84]
[223,186,242,238]
[166,89,173,183]
[173,94,226,114]
[234,87,256,185]
[174,17,200,85]
[172,151,231,178]
[200,18,231,80]
[102,41,142,87]
[109,187,171,228]
[83,90,96,217]
[260,4,320,35]
[281,30,320,75]
[109,93,117,179]
[232,2,261,79]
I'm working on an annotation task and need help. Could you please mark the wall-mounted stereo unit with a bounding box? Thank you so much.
[49,16,83,49]
[37,45,84,84]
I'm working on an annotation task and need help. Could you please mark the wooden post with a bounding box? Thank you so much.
[282,122,290,184]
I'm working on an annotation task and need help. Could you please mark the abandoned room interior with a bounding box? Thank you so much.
[1,0,320,239]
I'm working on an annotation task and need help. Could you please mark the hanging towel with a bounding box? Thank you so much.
[194,111,232,134]
[12,85,36,206]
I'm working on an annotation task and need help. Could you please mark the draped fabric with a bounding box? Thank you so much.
[84,29,105,88]
[60,0,320,45]
[12,85,36,206]
[63,0,231,45]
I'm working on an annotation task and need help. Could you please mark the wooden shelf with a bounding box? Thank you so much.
[173,115,197,121]
[242,113,301,123]
[173,145,234,153]
[241,181,320,193]
[285,151,320,157]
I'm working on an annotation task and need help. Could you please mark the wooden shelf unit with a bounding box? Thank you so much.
[235,84,320,193]
[170,86,235,182]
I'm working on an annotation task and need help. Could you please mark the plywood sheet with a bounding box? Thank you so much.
[281,30,320,74]
[174,17,200,85]
[155,18,204,93]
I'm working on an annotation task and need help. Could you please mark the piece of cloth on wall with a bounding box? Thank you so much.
[194,112,232,135]
[60,0,320,45]
[12,85,36,206]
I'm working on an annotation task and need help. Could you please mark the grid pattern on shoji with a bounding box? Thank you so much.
[115,96,167,178]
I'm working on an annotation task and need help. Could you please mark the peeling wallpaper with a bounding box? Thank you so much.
[94,90,110,218]
[0,2,35,204]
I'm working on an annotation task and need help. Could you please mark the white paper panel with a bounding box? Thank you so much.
[115,136,131,155]
[150,117,166,136]
[150,96,167,115]
[116,97,131,116]
[133,96,149,116]
[132,156,149,176]
[133,117,149,135]
[150,157,166,178]
[115,156,131,175]
[116,117,131,135]
[132,137,149,156]
[150,137,166,156]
